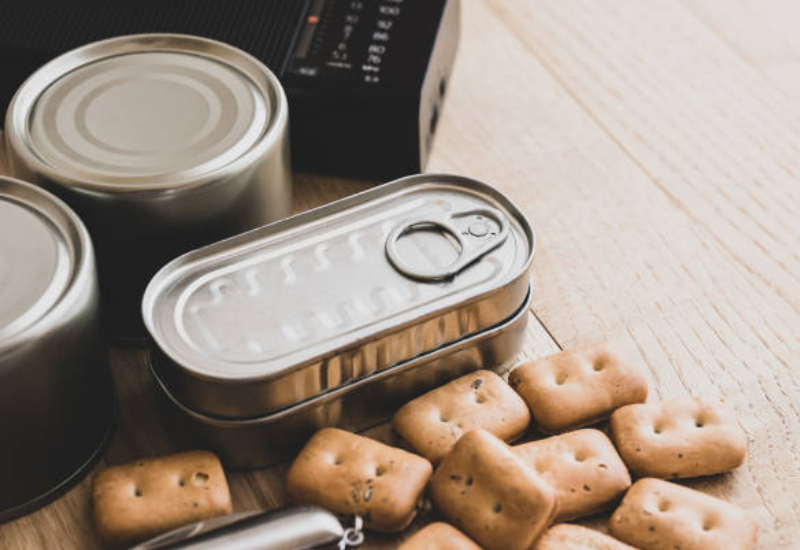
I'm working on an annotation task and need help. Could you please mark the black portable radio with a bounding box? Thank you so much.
[0,0,460,178]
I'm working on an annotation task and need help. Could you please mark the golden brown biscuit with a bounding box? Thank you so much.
[430,429,557,550]
[534,524,638,550]
[393,370,531,463]
[609,478,758,550]
[92,451,232,549]
[514,429,631,521]
[610,397,747,479]
[285,428,432,532]
[399,522,484,550]
[509,342,648,433]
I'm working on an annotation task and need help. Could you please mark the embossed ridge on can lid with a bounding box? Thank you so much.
[0,177,87,344]
[5,34,284,191]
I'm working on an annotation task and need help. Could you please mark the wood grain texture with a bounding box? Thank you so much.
[683,0,800,103]
[2,0,798,547]
[483,0,800,546]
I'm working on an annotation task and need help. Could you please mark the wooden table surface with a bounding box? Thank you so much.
[3,0,800,548]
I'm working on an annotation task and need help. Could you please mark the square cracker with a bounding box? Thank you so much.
[393,370,530,463]
[92,451,232,549]
[534,524,637,550]
[509,341,648,433]
[514,429,631,521]
[399,522,483,550]
[609,478,758,550]
[610,397,747,479]
[430,429,556,550]
[285,428,432,532]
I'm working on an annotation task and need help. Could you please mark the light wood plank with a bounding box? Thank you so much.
[683,0,800,103]
[487,0,800,311]
[479,0,800,545]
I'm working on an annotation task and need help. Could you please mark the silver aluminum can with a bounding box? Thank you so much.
[0,177,113,521]
[143,173,534,421]
[5,34,292,339]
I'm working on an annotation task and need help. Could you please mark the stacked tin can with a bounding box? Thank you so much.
[143,174,535,468]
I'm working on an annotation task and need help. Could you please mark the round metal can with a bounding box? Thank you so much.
[5,34,292,339]
[0,176,114,521]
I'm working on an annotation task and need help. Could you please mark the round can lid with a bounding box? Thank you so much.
[0,178,79,342]
[7,35,281,190]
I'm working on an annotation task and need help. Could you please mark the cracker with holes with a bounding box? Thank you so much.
[393,370,530,463]
[610,397,747,479]
[399,522,483,550]
[609,478,758,550]
[514,429,631,521]
[285,428,432,532]
[92,451,232,549]
[430,429,557,550]
[509,341,648,433]
[534,524,638,550]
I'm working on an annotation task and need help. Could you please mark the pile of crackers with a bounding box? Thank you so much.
[286,341,757,550]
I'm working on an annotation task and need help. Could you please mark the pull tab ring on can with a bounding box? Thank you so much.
[339,515,365,549]
[385,207,510,282]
